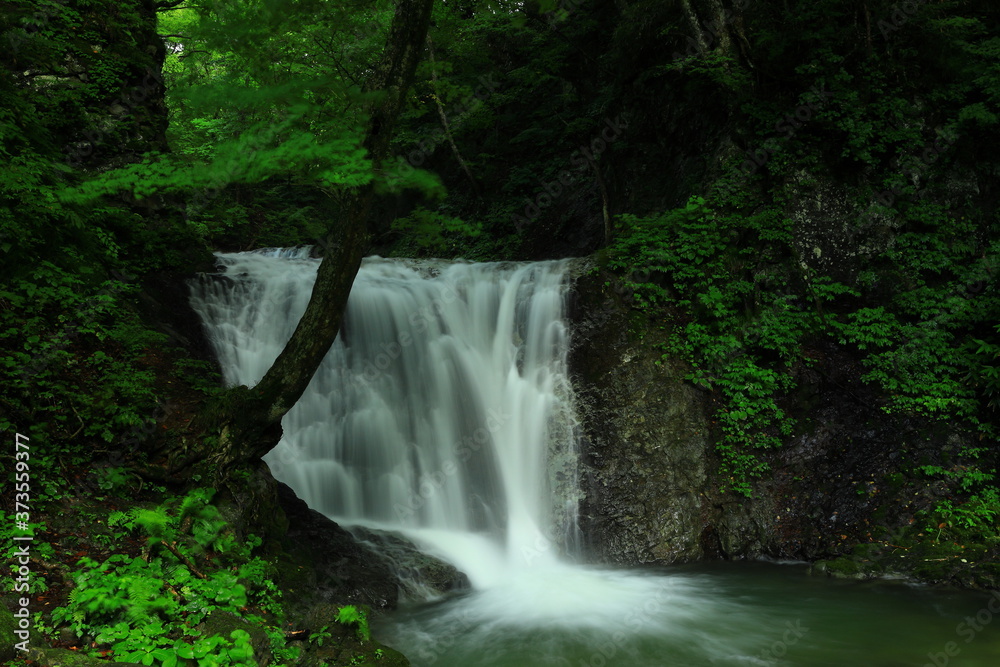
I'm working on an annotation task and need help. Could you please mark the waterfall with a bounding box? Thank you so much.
[189,249,581,588]
[190,250,1000,667]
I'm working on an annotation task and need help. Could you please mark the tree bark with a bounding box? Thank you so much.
[181,0,435,475]
[583,149,613,246]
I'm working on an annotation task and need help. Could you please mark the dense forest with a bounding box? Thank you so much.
[2,0,1000,665]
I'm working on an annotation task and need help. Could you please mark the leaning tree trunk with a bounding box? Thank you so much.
[179,0,436,477]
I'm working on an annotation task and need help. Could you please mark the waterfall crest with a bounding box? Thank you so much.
[189,250,581,588]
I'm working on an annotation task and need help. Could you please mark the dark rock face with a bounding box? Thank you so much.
[275,482,400,613]
[273,481,467,619]
[569,263,712,564]
[348,527,470,600]
[566,265,989,583]
[744,342,991,577]
[0,607,15,663]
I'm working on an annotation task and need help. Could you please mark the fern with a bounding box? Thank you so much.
[335,605,371,642]
[133,508,172,541]
[50,490,281,666]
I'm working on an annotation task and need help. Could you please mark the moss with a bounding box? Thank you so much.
[0,607,16,662]
[26,647,144,667]
[814,556,863,579]
[884,472,906,491]
[850,542,882,561]
[297,604,410,667]
[273,552,317,593]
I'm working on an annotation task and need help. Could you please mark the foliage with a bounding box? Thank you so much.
[96,466,142,495]
[389,207,482,256]
[918,446,1000,543]
[335,605,372,643]
[0,257,170,507]
[922,488,1000,543]
[308,625,332,647]
[0,0,219,504]
[607,197,817,493]
[50,489,287,667]
[145,0,450,251]
[608,189,999,497]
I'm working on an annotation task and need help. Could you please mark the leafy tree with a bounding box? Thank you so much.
[174,0,437,474]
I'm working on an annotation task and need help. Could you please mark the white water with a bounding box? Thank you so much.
[189,249,581,588]
[189,250,1000,666]
[189,251,767,663]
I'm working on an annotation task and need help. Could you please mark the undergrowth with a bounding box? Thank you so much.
[605,195,999,513]
[45,488,296,667]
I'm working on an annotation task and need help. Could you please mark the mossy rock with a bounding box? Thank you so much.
[297,640,410,667]
[883,472,906,491]
[273,551,318,600]
[812,556,864,579]
[296,603,409,667]
[850,543,882,560]
[0,607,16,662]
[26,647,144,666]
[198,610,272,667]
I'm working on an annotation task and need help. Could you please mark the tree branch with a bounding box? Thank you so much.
[187,0,437,473]
[427,36,481,199]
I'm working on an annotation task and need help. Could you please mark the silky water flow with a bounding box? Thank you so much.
[190,249,1000,667]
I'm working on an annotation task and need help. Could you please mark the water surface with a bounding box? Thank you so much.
[376,562,1000,667]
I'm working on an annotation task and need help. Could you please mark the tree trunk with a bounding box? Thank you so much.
[179,0,435,477]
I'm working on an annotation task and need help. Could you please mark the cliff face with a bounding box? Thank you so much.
[569,263,712,564]
[567,264,998,588]
[568,262,784,566]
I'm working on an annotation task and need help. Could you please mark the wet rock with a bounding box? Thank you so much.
[569,264,711,564]
[811,557,866,580]
[348,527,470,599]
[566,264,996,587]
[275,482,399,617]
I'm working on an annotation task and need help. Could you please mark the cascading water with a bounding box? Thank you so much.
[191,249,1000,667]
[189,249,581,587]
